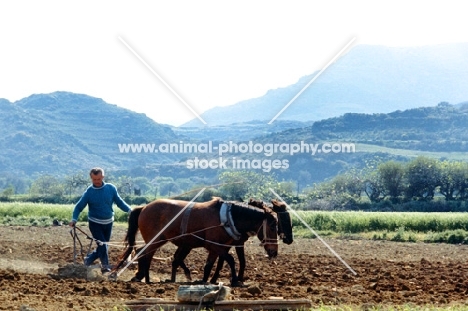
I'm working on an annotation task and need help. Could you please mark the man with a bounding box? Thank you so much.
[69,167,132,274]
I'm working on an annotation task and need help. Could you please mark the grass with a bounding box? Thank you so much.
[0,202,130,226]
[2,202,468,244]
[291,210,468,243]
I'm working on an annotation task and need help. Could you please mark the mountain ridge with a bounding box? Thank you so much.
[0,92,181,176]
[1,91,468,186]
[182,42,468,127]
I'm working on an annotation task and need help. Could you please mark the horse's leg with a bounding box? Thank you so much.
[171,246,192,282]
[210,246,245,284]
[219,251,240,287]
[236,246,246,283]
[209,255,225,284]
[202,251,221,284]
[131,246,146,282]
[143,255,152,283]
[132,242,162,284]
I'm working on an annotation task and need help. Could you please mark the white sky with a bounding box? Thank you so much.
[1,0,468,126]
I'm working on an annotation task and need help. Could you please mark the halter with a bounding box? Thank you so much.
[258,218,279,247]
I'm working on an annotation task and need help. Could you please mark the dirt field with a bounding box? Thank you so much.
[1,224,468,310]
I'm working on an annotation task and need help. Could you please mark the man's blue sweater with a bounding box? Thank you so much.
[72,182,132,224]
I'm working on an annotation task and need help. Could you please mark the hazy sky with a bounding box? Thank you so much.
[1,0,467,126]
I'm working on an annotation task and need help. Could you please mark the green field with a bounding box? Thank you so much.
[0,202,129,226]
[356,143,468,161]
[1,202,468,244]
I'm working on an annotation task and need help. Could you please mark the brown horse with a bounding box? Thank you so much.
[171,198,294,284]
[113,197,279,286]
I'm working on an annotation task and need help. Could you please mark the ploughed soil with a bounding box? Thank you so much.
[1,224,468,310]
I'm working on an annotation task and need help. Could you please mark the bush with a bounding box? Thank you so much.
[123,196,151,205]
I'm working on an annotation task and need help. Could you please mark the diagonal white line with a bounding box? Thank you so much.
[268,37,356,124]
[115,187,206,278]
[118,36,207,125]
[269,188,357,275]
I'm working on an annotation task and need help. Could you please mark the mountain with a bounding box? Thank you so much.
[0,92,180,176]
[181,42,468,127]
[2,91,468,187]
[172,120,314,142]
[262,102,468,152]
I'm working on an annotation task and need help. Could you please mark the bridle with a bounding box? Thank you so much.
[276,211,289,240]
[258,215,279,247]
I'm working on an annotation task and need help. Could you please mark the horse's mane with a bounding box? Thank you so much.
[230,200,275,215]
[208,197,276,215]
[271,199,287,212]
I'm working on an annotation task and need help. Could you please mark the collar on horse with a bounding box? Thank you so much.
[180,202,196,235]
[219,202,242,240]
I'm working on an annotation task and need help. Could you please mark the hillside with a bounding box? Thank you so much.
[0,92,181,176]
[2,92,468,188]
[281,102,468,153]
[182,42,468,127]
[222,102,468,185]
[173,120,314,141]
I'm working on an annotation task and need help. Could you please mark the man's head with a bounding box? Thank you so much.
[89,167,104,187]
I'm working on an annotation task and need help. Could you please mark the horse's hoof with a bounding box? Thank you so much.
[230,281,245,287]
[209,276,219,284]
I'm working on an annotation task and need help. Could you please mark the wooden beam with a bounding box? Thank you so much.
[125,298,313,311]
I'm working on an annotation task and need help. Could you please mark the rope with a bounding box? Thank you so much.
[119,225,226,264]
[125,222,278,264]
[116,188,207,278]
[69,225,147,267]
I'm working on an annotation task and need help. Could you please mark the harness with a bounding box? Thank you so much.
[180,202,196,234]
[219,202,242,240]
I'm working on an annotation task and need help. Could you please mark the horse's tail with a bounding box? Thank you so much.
[124,205,144,246]
[114,205,144,270]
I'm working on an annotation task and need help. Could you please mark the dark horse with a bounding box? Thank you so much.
[171,198,294,284]
[113,197,279,286]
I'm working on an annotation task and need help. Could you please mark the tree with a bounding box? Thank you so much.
[132,177,153,196]
[296,170,312,195]
[378,161,406,202]
[361,158,387,203]
[330,173,363,198]
[439,160,468,200]
[65,172,88,197]
[0,174,28,194]
[159,182,181,197]
[218,170,278,201]
[1,185,15,198]
[30,175,64,197]
[405,156,441,200]
[114,175,133,196]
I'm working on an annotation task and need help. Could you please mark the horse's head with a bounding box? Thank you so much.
[270,199,294,245]
[257,205,278,259]
[248,198,294,245]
